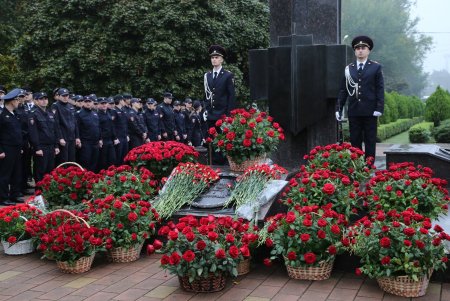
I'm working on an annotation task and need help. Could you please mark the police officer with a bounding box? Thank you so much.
[159,92,177,140]
[97,97,118,171]
[144,98,162,142]
[188,100,206,147]
[0,88,25,205]
[52,88,80,164]
[28,92,61,183]
[76,96,101,171]
[16,88,32,194]
[336,35,384,161]
[128,98,147,149]
[173,100,187,142]
[111,95,129,165]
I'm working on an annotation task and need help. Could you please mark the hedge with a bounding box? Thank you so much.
[408,122,434,143]
[433,118,450,143]
[377,117,423,141]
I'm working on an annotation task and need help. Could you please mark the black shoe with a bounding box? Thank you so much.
[0,200,16,206]
[10,197,25,203]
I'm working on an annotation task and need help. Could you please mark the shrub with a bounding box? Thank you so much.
[377,117,423,141]
[433,119,450,143]
[408,122,433,143]
[425,86,450,126]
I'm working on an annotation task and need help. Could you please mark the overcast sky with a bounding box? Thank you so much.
[411,0,450,73]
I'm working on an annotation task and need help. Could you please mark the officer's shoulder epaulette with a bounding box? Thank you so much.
[369,60,380,64]
[348,63,355,67]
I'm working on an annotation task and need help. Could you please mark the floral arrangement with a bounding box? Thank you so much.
[154,162,220,219]
[281,167,362,219]
[0,204,42,245]
[303,143,373,182]
[365,162,449,219]
[25,210,105,264]
[124,141,199,179]
[36,166,100,209]
[92,165,159,201]
[263,204,346,268]
[345,208,450,280]
[151,215,257,282]
[87,194,159,250]
[208,108,285,164]
[226,164,287,211]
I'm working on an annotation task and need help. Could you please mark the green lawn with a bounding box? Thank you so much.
[381,130,436,144]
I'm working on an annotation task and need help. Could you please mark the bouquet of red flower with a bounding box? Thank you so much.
[36,166,100,209]
[154,162,220,219]
[124,141,199,179]
[303,143,373,182]
[281,167,362,219]
[365,162,449,219]
[151,215,256,285]
[0,204,42,245]
[87,194,159,250]
[346,208,450,280]
[209,108,285,164]
[92,165,159,201]
[25,210,105,265]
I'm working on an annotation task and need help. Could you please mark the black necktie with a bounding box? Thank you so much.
[358,63,363,73]
[213,72,217,80]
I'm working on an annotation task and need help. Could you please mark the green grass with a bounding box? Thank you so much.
[381,129,436,144]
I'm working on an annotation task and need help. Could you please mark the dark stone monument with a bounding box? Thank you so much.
[249,0,353,169]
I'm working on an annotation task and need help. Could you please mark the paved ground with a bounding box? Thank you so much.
[1,143,450,300]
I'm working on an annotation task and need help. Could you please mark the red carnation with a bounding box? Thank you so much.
[331,225,341,235]
[403,228,415,236]
[380,237,391,248]
[287,251,297,260]
[322,183,336,195]
[304,252,316,264]
[328,245,337,255]
[381,256,391,265]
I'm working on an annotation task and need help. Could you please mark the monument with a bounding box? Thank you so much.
[249,0,353,169]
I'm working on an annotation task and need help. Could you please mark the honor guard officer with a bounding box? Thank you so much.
[336,36,384,161]
[53,88,80,164]
[111,95,129,165]
[159,92,177,140]
[76,95,101,171]
[144,98,162,142]
[204,44,236,164]
[128,98,147,149]
[97,97,118,171]
[173,100,187,142]
[0,88,25,205]
[28,92,61,183]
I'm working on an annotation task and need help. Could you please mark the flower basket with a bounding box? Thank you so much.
[285,259,334,281]
[107,242,144,263]
[1,239,34,255]
[178,273,226,293]
[226,155,266,172]
[237,257,251,276]
[56,253,95,274]
[376,270,432,297]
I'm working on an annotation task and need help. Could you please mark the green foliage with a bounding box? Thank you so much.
[342,0,431,95]
[379,92,424,125]
[433,118,450,143]
[12,0,269,103]
[377,117,423,141]
[424,86,450,126]
[408,122,433,143]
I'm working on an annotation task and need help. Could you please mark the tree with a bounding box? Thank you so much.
[13,0,269,102]
[342,0,431,96]
[424,86,450,126]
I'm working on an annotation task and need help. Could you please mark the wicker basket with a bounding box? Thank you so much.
[107,242,143,263]
[179,273,226,293]
[56,253,95,274]
[227,155,266,172]
[376,270,432,297]
[285,259,334,281]
[1,239,35,255]
[237,258,251,276]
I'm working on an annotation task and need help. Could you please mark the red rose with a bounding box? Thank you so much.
[263,258,272,266]
[7,236,17,244]
[215,249,226,259]
[229,245,240,258]
[160,255,170,265]
[380,237,391,248]
[117,223,124,229]
[328,245,337,255]
[240,245,250,257]
[256,137,264,144]
[287,251,297,260]
[322,183,336,195]
[415,240,425,249]
[442,257,449,263]
[196,240,206,251]
[381,256,391,265]
[153,239,163,250]
[355,268,362,276]
[146,244,155,255]
[208,127,217,135]
[185,232,195,242]
[304,252,316,264]
[285,212,296,223]
[267,130,274,137]
[208,231,218,241]
[404,239,412,247]
[168,231,178,240]
[169,252,181,265]
[243,139,252,147]
[300,233,310,242]
[131,233,137,240]
[113,200,123,209]
[317,230,326,239]
[226,132,236,140]
[287,230,296,237]
[128,212,138,222]
[317,219,327,227]
[403,228,415,236]
[182,250,196,262]
[215,120,223,127]
[303,219,312,227]
[245,130,253,138]
[331,225,341,235]
[226,234,234,243]
[265,238,273,247]
[240,118,247,125]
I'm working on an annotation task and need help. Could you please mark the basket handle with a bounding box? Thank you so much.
[50,209,90,228]
[56,162,85,171]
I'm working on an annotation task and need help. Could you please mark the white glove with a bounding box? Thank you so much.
[373,111,382,117]
[203,111,208,121]
[335,112,341,121]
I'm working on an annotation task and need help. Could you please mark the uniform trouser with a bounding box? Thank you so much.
[207,120,227,165]
[98,141,116,171]
[148,133,159,142]
[22,141,33,188]
[0,145,22,201]
[348,116,378,160]
[115,137,128,166]
[79,142,99,172]
[191,133,203,147]
[129,135,144,151]
[56,139,76,165]
[33,145,55,184]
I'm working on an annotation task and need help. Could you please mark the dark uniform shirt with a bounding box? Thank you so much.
[174,109,187,136]
[204,68,236,121]
[111,107,128,139]
[98,110,117,144]
[0,109,23,151]
[144,108,162,140]
[52,101,79,140]
[76,108,100,144]
[159,103,176,135]
[28,107,60,149]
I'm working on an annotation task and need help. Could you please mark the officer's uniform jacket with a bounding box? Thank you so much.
[76,108,100,144]
[28,107,60,150]
[98,110,117,145]
[158,103,176,135]
[204,68,236,121]
[111,107,128,139]
[174,109,187,136]
[144,108,162,140]
[52,101,79,141]
[337,60,384,117]
[0,109,23,153]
